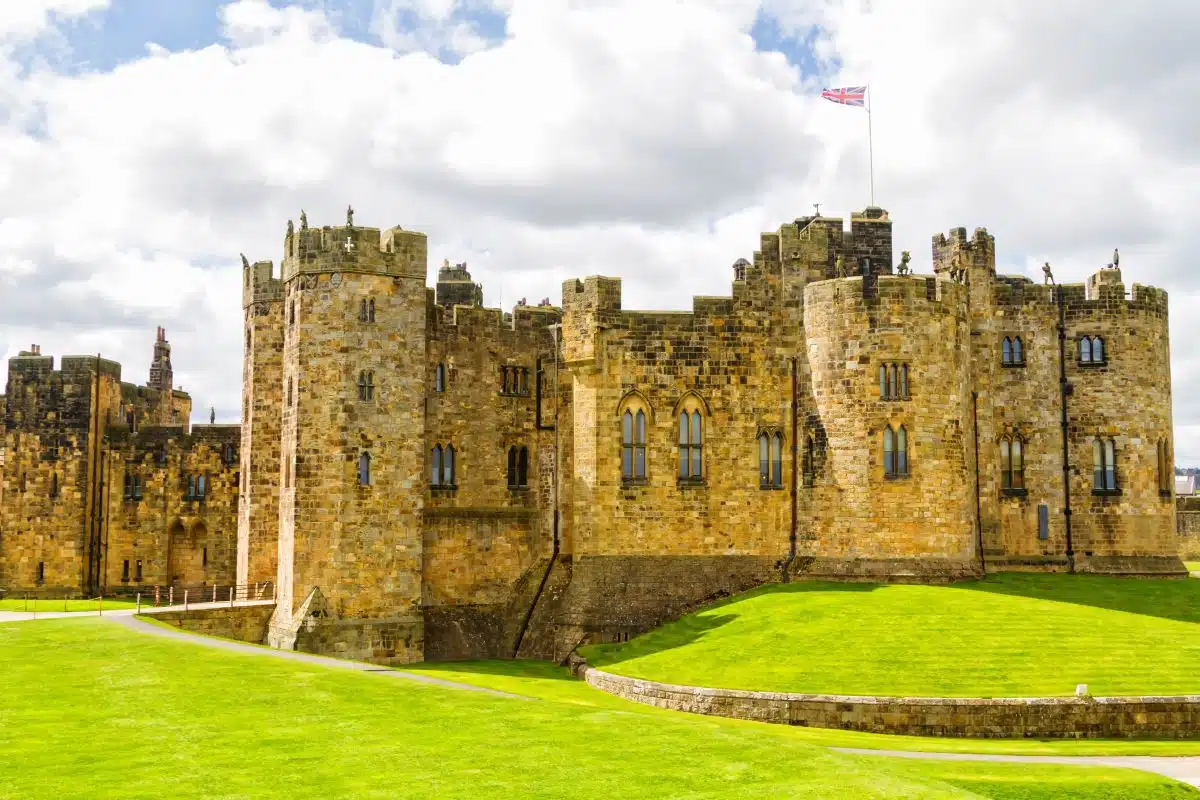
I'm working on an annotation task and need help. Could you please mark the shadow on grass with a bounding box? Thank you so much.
[948,572,1200,626]
[582,581,882,669]
[411,659,576,683]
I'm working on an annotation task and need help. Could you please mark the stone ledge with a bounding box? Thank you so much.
[569,657,1200,739]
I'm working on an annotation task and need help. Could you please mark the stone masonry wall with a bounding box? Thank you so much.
[272,221,428,665]
[1178,496,1200,558]
[147,602,274,644]
[802,275,980,578]
[578,664,1200,739]
[237,258,283,588]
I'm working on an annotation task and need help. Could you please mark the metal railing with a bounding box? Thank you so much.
[139,582,276,611]
[0,582,275,616]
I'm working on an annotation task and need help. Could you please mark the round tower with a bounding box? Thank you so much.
[269,211,430,664]
[802,274,981,580]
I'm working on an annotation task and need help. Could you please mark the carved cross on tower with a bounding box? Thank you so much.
[344,236,355,253]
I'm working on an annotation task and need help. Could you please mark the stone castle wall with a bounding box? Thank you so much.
[0,338,239,596]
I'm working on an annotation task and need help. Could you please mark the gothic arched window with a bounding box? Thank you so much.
[358,451,371,486]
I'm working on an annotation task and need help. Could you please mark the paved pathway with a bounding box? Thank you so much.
[109,613,524,698]
[832,747,1200,788]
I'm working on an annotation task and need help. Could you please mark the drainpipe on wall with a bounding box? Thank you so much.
[781,356,799,583]
[972,391,986,573]
[1056,283,1076,573]
[513,322,562,658]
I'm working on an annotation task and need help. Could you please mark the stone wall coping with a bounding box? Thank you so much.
[583,667,1200,707]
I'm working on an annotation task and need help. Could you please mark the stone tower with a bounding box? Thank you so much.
[435,260,484,308]
[268,212,430,663]
[148,326,173,390]
[237,255,284,588]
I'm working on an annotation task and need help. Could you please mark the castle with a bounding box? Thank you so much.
[0,205,1186,663]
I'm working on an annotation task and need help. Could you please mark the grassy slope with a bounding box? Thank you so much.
[1186,561,1200,572]
[0,619,1192,800]
[405,660,1200,757]
[0,598,139,612]
[581,574,1200,697]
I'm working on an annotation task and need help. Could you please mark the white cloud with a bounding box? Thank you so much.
[0,0,108,41]
[1,0,1199,465]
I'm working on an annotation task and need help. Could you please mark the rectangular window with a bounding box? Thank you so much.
[122,560,130,582]
[135,560,143,582]
[1037,504,1049,540]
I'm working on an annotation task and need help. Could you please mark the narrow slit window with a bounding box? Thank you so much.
[1013,337,1023,363]
[771,433,783,488]
[900,364,909,398]
[1002,337,1012,364]
[634,411,646,480]
[358,451,371,486]
[518,447,528,487]
[897,426,908,476]
[432,446,442,486]
[435,363,445,393]
[803,435,814,488]
[1011,439,1023,489]
[444,445,455,486]
[1000,438,1012,489]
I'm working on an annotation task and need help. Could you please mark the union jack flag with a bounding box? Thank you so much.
[821,86,867,108]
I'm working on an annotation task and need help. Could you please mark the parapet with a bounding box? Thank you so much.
[932,226,995,276]
[243,258,283,310]
[804,273,964,311]
[435,258,484,309]
[280,214,427,283]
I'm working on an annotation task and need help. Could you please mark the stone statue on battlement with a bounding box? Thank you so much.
[287,219,294,238]
[835,254,848,278]
[347,205,354,228]
[241,253,249,269]
[897,251,911,275]
[210,406,215,424]
[1113,248,1120,268]
[1043,262,1055,286]
[300,209,308,230]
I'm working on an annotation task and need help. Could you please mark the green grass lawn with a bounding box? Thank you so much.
[1186,561,1200,572]
[580,573,1200,698]
[0,597,140,612]
[1,619,1194,799]
[405,659,1200,757]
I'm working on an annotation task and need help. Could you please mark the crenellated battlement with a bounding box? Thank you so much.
[804,273,965,311]
[243,259,282,310]
[280,212,427,283]
[932,226,996,276]
[992,267,1169,317]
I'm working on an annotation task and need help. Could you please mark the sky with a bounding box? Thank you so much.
[1,0,1199,459]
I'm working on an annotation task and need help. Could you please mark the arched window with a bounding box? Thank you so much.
[896,425,908,476]
[1092,336,1105,363]
[197,474,207,499]
[435,363,445,393]
[1013,336,1023,364]
[1079,336,1092,363]
[359,299,369,322]
[431,445,442,486]
[758,433,770,488]
[368,298,376,323]
[771,432,783,488]
[187,474,196,499]
[443,444,456,486]
[899,364,909,399]
[883,426,895,476]
[1093,437,1117,491]
[508,445,528,488]
[1000,436,1024,490]
[358,451,371,486]
[1002,337,1012,364]
[678,410,702,482]
[621,409,648,482]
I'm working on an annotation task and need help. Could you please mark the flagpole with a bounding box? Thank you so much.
[866,84,875,206]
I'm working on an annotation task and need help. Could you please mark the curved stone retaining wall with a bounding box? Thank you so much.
[572,661,1200,739]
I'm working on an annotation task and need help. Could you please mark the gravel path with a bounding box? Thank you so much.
[832,747,1200,788]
